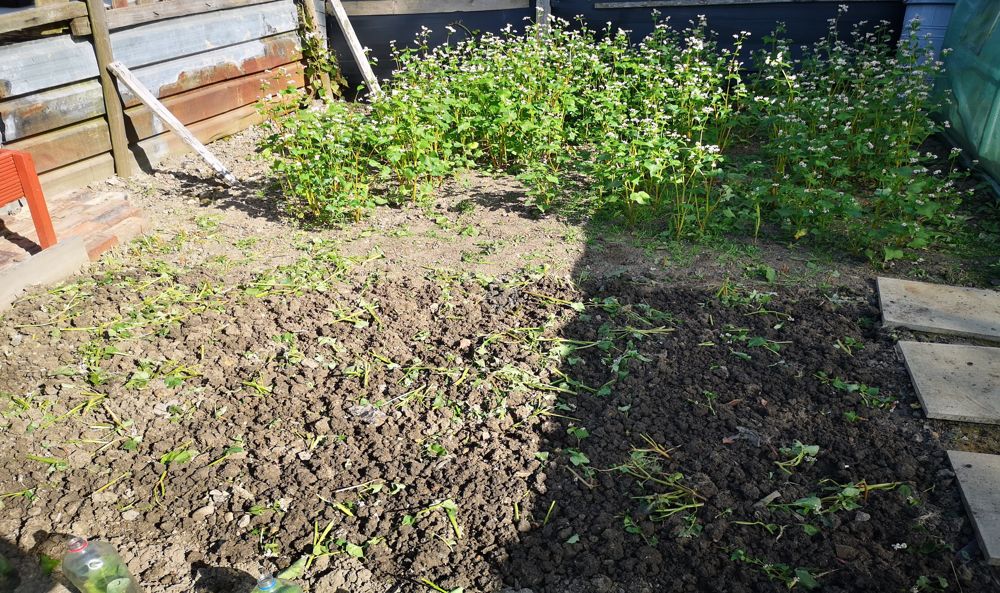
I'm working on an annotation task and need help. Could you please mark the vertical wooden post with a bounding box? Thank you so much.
[84,0,132,178]
[327,0,381,96]
[536,0,551,33]
[301,0,334,98]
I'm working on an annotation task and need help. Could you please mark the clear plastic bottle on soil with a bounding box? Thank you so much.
[62,537,141,593]
[251,573,303,593]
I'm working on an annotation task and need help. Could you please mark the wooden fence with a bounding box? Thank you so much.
[0,0,306,196]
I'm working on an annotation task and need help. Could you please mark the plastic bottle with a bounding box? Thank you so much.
[251,573,303,593]
[62,537,141,593]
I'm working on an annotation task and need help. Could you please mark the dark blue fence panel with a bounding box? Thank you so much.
[550,0,905,58]
[328,7,534,93]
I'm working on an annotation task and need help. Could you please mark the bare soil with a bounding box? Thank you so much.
[1,127,998,593]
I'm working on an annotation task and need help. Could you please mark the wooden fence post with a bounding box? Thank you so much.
[536,0,551,33]
[84,0,132,178]
[301,0,334,98]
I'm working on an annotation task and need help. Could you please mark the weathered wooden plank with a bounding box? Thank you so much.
[110,0,298,69]
[118,32,302,107]
[0,36,98,100]
[0,79,104,143]
[125,63,303,141]
[313,0,326,37]
[0,33,301,135]
[109,61,238,185]
[4,118,111,173]
[38,152,115,197]
[329,0,380,93]
[338,0,528,15]
[86,0,133,177]
[0,1,86,36]
[130,103,263,169]
[71,0,284,35]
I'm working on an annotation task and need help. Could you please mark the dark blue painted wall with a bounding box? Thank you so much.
[328,8,533,95]
[328,1,905,91]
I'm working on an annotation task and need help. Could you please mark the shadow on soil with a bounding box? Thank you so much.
[190,561,256,593]
[161,171,286,224]
[483,211,1000,592]
[0,533,71,593]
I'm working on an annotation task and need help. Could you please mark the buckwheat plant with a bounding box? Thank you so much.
[747,7,968,261]
[260,9,970,260]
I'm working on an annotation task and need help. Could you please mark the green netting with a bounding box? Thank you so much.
[939,0,1000,192]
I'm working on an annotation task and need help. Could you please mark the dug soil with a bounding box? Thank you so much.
[1,128,998,593]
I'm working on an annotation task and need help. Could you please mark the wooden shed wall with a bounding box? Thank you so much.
[0,0,305,197]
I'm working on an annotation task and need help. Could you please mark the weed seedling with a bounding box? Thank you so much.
[155,442,197,502]
[688,390,719,415]
[403,499,462,539]
[26,454,69,474]
[816,372,896,409]
[834,336,864,356]
[623,515,658,546]
[774,441,819,474]
[0,488,36,508]
[207,437,245,467]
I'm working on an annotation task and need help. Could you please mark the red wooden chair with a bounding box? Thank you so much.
[0,149,57,250]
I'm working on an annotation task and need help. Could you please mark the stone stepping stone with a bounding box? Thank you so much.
[900,341,1000,424]
[948,450,1000,565]
[878,277,1000,342]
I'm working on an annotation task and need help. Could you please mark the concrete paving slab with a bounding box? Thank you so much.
[878,277,1000,342]
[948,450,1000,565]
[0,236,89,311]
[900,341,1000,424]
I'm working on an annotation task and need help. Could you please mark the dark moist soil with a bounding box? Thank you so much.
[1,127,999,593]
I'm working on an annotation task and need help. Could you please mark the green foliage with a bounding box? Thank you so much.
[261,10,968,261]
[745,11,967,260]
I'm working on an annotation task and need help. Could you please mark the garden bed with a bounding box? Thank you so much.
[1,130,998,593]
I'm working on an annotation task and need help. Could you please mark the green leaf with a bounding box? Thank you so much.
[883,247,905,262]
[628,191,650,205]
[793,496,822,514]
[794,568,820,589]
[39,554,60,576]
[276,556,308,580]
[160,447,196,465]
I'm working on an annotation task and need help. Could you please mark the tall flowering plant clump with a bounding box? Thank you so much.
[588,17,748,236]
[259,10,971,261]
[748,7,969,261]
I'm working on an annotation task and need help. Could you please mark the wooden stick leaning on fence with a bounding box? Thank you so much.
[106,61,239,187]
[327,0,381,96]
